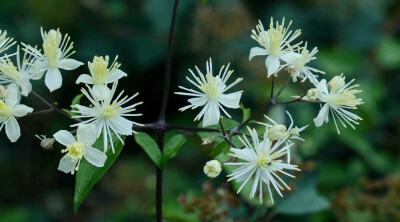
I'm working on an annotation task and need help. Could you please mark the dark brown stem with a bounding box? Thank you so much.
[219,118,236,147]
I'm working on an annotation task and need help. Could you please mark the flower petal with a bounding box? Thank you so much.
[108,116,133,135]
[58,58,83,70]
[92,84,111,101]
[203,101,220,127]
[106,69,127,83]
[76,74,94,84]
[58,155,78,174]
[45,68,62,92]
[13,104,33,117]
[5,117,20,142]
[218,91,242,108]
[249,47,268,61]
[313,104,329,127]
[77,124,97,146]
[53,130,76,146]
[265,55,281,77]
[6,84,20,107]
[84,147,107,167]
[281,52,300,63]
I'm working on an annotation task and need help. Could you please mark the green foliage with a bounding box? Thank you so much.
[74,135,125,214]
[377,36,400,69]
[162,134,187,168]
[210,141,230,157]
[240,103,251,123]
[134,132,162,169]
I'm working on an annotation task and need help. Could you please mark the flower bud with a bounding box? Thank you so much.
[202,136,214,145]
[203,160,222,178]
[307,88,319,101]
[41,138,55,150]
[328,75,345,92]
[267,124,287,140]
[0,85,7,99]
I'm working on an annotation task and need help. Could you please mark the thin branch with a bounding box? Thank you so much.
[219,118,236,147]
[273,77,291,101]
[273,94,307,105]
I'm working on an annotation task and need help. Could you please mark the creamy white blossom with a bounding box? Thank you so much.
[203,160,222,178]
[0,30,16,57]
[76,55,127,100]
[0,84,6,99]
[175,58,243,127]
[226,127,299,203]
[281,42,324,84]
[71,82,143,152]
[23,28,83,92]
[0,46,42,97]
[54,124,107,175]
[311,74,363,134]
[249,18,301,77]
[0,84,33,142]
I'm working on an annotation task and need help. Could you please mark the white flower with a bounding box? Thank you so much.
[0,30,16,57]
[76,55,127,100]
[23,28,83,92]
[71,82,143,152]
[249,18,301,77]
[54,124,107,175]
[312,74,363,134]
[307,88,319,101]
[0,84,33,142]
[175,58,243,127]
[281,42,325,84]
[0,46,41,97]
[226,127,300,203]
[0,84,6,99]
[258,111,308,163]
[203,160,222,178]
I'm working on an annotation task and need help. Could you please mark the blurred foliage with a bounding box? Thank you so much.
[0,0,400,221]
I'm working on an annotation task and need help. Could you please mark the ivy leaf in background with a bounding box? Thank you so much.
[275,171,330,215]
[162,134,186,168]
[74,135,125,214]
[134,132,162,169]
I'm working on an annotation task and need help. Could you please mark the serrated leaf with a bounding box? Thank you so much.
[74,135,125,214]
[134,132,162,169]
[161,134,186,168]
[210,141,230,157]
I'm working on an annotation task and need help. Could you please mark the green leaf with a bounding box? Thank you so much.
[162,134,186,168]
[240,103,251,123]
[71,94,84,106]
[275,171,330,215]
[74,135,125,214]
[134,132,162,169]
[210,141,230,157]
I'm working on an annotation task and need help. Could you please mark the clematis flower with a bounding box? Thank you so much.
[23,27,83,92]
[175,58,243,127]
[311,74,363,134]
[249,18,301,77]
[0,30,16,57]
[0,46,42,97]
[281,42,325,84]
[226,127,299,203]
[0,84,33,142]
[54,124,107,175]
[76,55,127,100]
[71,82,143,152]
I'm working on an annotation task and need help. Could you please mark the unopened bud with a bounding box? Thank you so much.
[0,85,7,99]
[36,135,54,150]
[203,160,222,178]
[267,124,287,140]
[202,136,214,145]
[307,88,319,101]
[327,75,345,92]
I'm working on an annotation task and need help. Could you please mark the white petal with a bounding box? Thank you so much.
[218,91,242,108]
[313,104,329,127]
[203,101,220,127]
[5,117,20,142]
[45,68,62,92]
[265,55,280,77]
[84,147,107,167]
[281,52,300,63]
[249,47,268,61]
[106,69,127,83]
[76,74,94,84]
[6,84,20,107]
[58,155,78,174]
[58,58,83,70]
[77,124,97,146]
[92,85,111,101]
[19,80,32,97]
[53,130,76,146]
[108,116,133,135]
[13,104,33,117]
[29,60,47,80]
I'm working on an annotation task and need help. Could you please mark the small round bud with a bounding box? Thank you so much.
[203,160,222,178]
[267,124,287,140]
[202,136,214,145]
[327,75,345,92]
[307,88,319,101]
[41,138,55,150]
[0,85,7,99]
